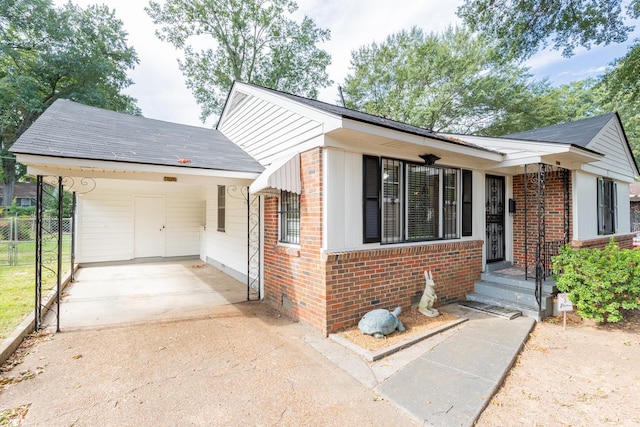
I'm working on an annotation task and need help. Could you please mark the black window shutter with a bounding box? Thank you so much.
[363,155,381,243]
[462,170,472,237]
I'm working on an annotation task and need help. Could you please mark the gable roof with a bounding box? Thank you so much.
[504,113,617,147]
[490,112,639,178]
[221,81,498,155]
[11,99,263,174]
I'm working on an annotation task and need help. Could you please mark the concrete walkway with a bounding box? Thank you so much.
[309,305,535,426]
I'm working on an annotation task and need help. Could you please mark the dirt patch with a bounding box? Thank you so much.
[477,309,640,426]
[336,307,459,352]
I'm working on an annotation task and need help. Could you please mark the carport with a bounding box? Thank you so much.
[10,99,265,330]
[47,259,248,330]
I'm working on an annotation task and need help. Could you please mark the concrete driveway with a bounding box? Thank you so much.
[2,302,416,426]
[49,259,248,331]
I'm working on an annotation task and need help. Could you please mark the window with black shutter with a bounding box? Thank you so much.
[462,170,472,236]
[363,155,464,243]
[363,155,381,243]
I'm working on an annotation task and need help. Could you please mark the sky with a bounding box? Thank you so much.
[54,0,639,128]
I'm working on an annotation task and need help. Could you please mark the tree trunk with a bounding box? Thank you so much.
[1,156,16,207]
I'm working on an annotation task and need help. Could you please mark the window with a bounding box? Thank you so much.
[363,156,471,244]
[597,178,617,235]
[280,191,300,244]
[217,185,225,232]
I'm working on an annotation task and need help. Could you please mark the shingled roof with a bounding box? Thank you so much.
[503,113,616,147]
[11,99,264,174]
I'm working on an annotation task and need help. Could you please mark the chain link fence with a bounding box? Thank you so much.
[0,217,72,266]
[632,211,640,233]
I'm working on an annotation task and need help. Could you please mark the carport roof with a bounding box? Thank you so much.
[11,99,264,174]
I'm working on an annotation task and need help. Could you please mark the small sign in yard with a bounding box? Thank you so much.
[557,293,574,330]
[557,293,573,312]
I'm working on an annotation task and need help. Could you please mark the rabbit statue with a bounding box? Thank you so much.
[418,270,439,317]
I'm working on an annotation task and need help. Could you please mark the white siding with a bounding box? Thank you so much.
[573,171,597,240]
[585,118,638,181]
[616,181,631,235]
[204,180,252,280]
[219,95,324,165]
[324,149,362,251]
[77,179,204,263]
[77,189,133,262]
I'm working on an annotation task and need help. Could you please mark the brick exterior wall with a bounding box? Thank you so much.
[571,234,634,250]
[322,240,483,332]
[263,148,327,333]
[512,171,572,270]
[262,147,484,335]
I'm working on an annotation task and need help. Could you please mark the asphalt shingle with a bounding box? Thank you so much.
[503,113,616,147]
[11,99,264,174]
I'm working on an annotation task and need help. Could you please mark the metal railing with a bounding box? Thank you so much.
[0,217,72,266]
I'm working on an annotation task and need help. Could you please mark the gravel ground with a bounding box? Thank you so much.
[477,310,640,426]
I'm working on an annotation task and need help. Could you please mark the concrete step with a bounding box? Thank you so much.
[480,272,557,294]
[474,280,554,310]
[466,292,552,322]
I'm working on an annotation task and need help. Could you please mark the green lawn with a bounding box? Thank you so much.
[0,237,72,340]
[0,264,70,340]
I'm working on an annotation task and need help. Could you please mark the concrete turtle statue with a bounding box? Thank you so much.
[358,306,405,338]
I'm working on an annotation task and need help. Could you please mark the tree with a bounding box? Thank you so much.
[457,0,640,59]
[146,0,332,121]
[341,26,567,136]
[0,0,139,206]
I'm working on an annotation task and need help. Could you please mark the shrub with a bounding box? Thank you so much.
[553,239,640,323]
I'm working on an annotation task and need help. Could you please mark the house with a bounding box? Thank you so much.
[0,182,37,207]
[11,83,639,335]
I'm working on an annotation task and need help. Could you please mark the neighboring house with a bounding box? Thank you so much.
[11,83,639,335]
[0,182,37,207]
[631,182,640,232]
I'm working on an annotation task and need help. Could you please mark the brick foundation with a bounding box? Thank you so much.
[322,240,483,332]
[571,234,634,250]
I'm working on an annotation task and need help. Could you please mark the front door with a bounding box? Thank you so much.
[134,196,165,258]
[485,175,505,263]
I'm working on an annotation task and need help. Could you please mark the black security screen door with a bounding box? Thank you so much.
[485,175,505,262]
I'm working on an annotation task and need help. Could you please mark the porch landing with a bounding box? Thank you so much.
[465,265,557,322]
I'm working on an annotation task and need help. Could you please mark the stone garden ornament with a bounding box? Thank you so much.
[358,307,405,338]
[418,271,439,317]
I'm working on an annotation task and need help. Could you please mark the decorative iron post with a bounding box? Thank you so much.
[35,176,44,330]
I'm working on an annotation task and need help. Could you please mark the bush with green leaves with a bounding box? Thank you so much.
[553,239,640,323]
